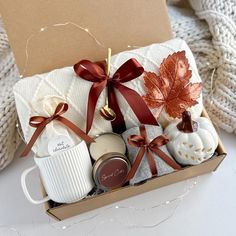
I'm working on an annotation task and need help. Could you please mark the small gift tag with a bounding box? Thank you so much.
[48,135,74,156]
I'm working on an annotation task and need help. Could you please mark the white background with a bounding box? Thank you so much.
[0,130,235,236]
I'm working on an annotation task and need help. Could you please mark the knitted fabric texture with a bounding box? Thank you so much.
[122,125,174,185]
[0,19,20,171]
[168,0,236,133]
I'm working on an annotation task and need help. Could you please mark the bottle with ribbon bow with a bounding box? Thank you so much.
[21,102,94,157]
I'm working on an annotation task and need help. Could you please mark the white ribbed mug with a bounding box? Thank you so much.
[21,141,94,204]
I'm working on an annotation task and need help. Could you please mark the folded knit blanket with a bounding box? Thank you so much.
[0,0,235,171]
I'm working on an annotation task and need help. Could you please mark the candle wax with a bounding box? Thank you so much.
[89,133,126,160]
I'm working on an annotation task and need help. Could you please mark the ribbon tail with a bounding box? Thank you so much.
[146,149,158,176]
[108,84,126,133]
[126,147,146,182]
[20,122,47,157]
[115,84,158,126]
[58,117,95,143]
[86,81,106,133]
[151,148,182,170]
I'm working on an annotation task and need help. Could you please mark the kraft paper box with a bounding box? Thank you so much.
[0,0,226,220]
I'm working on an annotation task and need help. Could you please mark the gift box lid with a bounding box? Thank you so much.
[0,0,172,77]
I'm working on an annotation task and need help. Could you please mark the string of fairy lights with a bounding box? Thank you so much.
[19,21,143,78]
[51,177,198,233]
[19,21,105,78]
[0,177,199,234]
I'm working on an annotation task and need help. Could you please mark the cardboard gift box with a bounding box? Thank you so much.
[0,0,226,220]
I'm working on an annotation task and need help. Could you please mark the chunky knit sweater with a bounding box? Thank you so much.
[0,0,235,170]
[0,19,20,171]
[169,0,236,133]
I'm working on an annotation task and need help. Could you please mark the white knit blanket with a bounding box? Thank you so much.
[0,0,235,170]
[13,39,202,157]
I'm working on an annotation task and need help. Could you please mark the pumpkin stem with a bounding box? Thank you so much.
[177,111,198,133]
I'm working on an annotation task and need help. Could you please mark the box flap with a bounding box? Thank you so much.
[0,0,172,76]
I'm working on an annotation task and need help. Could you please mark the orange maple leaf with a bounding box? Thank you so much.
[143,51,202,118]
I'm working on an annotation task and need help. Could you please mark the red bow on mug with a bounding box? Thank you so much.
[21,103,94,157]
[74,58,158,134]
[126,125,181,181]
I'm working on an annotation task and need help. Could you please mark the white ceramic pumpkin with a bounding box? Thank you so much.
[164,111,218,165]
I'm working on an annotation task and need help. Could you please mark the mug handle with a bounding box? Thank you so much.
[21,165,50,204]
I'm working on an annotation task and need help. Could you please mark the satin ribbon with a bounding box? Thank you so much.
[21,103,94,157]
[126,125,181,181]
[74,58,158,134]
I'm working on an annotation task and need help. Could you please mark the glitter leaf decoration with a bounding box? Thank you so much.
[143,51,202,118]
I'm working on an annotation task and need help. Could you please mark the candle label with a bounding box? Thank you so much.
[48,136,73,156]
[101,168,125,182]
[98,158,129,189]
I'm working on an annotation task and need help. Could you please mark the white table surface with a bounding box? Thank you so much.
[0,129,235,236]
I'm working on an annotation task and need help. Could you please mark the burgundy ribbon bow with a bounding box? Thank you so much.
[21,103,94,157]
[74,58,158,134]
[126,125,181,181]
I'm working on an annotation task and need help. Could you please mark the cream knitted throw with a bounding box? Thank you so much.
[169,0,236,133]
[0,19,20,171]
[0,0,235,170]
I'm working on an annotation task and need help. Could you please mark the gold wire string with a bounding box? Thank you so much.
[20,21,106,78]
[51,178,198,232]
[0,178,198,234]
[20,22,141,78]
